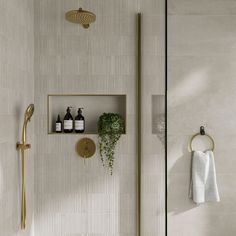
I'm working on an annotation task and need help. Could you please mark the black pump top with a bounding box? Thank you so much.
[66,107,72,113]
[78,108,83,114]
[57,114,61,121]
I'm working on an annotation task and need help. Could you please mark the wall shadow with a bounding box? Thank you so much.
[168,139,198,215]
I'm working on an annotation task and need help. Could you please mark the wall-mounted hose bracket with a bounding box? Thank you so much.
[16,142,31,150]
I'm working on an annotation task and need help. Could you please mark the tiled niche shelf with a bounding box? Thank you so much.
[47,94,126,135]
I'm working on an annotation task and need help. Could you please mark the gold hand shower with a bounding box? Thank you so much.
[16,104,34,230]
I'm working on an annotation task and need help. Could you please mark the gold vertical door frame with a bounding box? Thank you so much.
[137,13,142,236]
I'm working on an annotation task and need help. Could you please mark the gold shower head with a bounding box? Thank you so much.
[24,104,34,123]
[65,8,96,28]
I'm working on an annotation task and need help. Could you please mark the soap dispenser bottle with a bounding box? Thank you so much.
[55,114,62,133]
[63,107,73,133]
[75,108,85,133]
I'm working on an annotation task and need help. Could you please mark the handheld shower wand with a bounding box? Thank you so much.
[16,104,34,230]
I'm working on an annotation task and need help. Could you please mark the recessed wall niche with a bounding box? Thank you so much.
[47,94,126,134]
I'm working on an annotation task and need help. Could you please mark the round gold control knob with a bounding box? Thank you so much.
[76,138,96,158]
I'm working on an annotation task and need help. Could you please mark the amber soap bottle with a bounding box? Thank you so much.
[63,107,73,133]
[74,108,85,133]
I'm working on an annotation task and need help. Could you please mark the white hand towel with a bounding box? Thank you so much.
[189,150,220,204]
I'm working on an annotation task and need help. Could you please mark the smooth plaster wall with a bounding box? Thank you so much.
[0,0,34,236]
[168,1,236,235]
[34,0,165,235]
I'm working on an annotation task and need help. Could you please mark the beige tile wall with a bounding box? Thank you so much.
[0,0,34,235]
[34,0,165,236]
[168,1,236,235]
[141,1,165,236]
[0,0,165,235]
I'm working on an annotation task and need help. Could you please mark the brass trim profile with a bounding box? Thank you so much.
[137,13,142,236]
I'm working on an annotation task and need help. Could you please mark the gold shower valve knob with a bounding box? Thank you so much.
[76,138,96,158]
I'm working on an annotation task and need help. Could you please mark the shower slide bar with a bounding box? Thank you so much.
[16,104,34,230]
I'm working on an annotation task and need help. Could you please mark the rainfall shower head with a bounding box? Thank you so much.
[65,7,96,29]
[24,104,34,124]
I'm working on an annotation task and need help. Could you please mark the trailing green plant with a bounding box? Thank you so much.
[98,113,125,175]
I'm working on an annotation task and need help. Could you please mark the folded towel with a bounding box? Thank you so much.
[189,150,220,204]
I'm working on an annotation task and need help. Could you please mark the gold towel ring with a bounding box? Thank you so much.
[189,126,215,152]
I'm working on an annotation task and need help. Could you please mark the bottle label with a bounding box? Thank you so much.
[75,120,84,130]
[64,120,73,130]
[56,123,61,131]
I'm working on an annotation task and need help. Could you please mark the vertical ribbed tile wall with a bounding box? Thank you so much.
[168,1,236,235]
[34,1,136,235]
[0,0,34,235]
[141,0,165,235]
[34,0,165,235]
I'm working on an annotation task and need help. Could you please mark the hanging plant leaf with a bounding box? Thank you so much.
[98,113,125,175]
